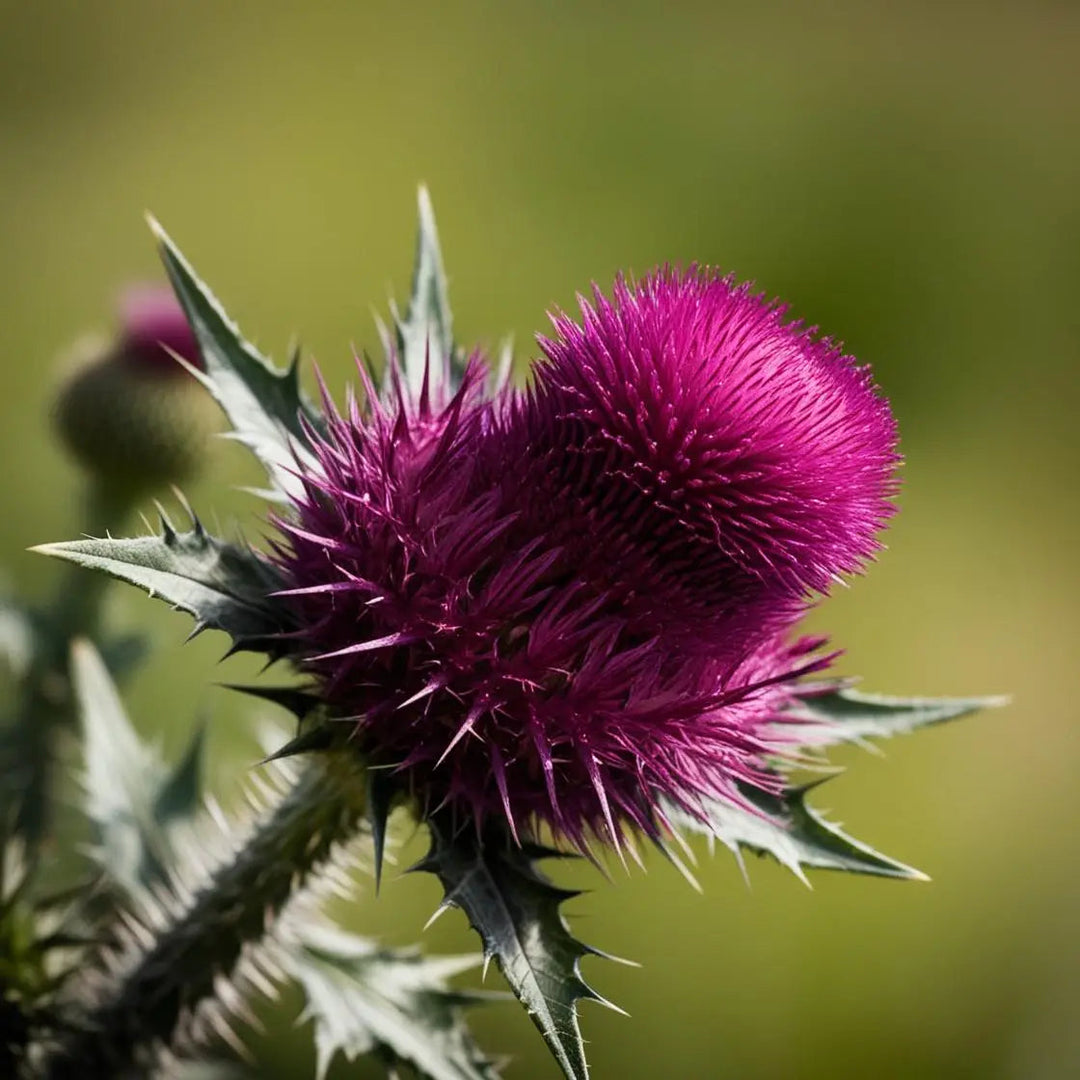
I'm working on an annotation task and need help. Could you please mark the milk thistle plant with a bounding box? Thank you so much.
[0,190,1001,1079]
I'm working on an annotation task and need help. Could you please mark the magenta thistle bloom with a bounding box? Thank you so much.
[535,268,899,595]
[270,265,897,854]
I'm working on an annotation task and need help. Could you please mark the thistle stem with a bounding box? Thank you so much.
[42,752,367,1079]
[50,482,133,642]
[4,481,136,852]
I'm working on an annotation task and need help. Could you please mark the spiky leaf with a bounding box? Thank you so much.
[34,521,291,655]
[393,187,462,401]
[150,217,324,500]
[419,819,613,1080]
[153,723,206,827]
[671,779,927,885]
[785,687,1007,746]
[284,924,499,1080]
[71,638,205,894]
[223,683,321,719]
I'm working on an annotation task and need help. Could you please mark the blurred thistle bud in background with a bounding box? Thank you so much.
[52,286,214,499]
[1,287,215,852]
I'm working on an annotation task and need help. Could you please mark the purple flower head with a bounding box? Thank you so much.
[535,268,900,595]
[118,285,202,373]
[272,338,840,855]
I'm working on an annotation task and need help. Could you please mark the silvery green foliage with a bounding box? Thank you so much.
[665,689,1005,886]
[150,216,325,503]
[282,924,500,1080]
[418,820,622,1080]
[47,641,496,1080]
[785,687,1006,745]
[72,639,204,896]
[391,186,461,401]
[667,781,925,886]
[35,518,291,658]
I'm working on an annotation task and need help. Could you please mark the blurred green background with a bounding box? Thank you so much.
[2,1,1077,1077]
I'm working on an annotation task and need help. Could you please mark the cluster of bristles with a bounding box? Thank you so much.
[271,268,899,856]
[37,752,366,1079]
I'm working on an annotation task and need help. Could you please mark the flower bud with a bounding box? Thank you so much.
[52,287,216,496]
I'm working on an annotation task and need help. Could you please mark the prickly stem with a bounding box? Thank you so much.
[41,753,367,1079]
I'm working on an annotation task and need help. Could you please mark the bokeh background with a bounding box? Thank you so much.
[2,2,1078,1077]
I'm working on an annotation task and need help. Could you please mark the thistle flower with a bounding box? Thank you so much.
[535,269,900,595]
[35,202,998,1080]
[271,265,898,855]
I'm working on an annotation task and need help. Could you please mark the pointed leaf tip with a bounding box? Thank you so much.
[787,687,1007,747]
[72,639,205,895]
[419,817,618,1080]
[37,527,293,657]
[366,768,397,895]
[283,925,498,1080]
[150,218,325,499]
[670,778,927,883]
[154,722,206,826]
[258,723,334,764]
[390,187,462,403]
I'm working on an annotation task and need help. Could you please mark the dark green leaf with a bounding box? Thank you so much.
[283,924,499,1080]
[221,683,321,718]
[153,722,206,827]
[259,722,334,763]
[786,687,1007,746]
[150,217,324,500]
[71,639,206,895]
[670,778,927,885]
[34,521,292,656]
[418,819,615,1080]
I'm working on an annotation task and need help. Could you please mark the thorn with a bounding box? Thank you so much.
[733,848,752,890]
[436,704,483,767]
[583,985,630,1017]
[397,678,444,711]
[257,724,333,764]
[154,502,177,542]
[367,768,396,895]
[221,683,319,718]
[423,901,453,932]
[581,942,641,968]
[405,854,438,876]
[169,485,198,530]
